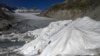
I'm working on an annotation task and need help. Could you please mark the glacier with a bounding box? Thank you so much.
[15,17,100,56]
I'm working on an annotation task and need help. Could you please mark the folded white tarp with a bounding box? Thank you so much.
[17,17,100,56]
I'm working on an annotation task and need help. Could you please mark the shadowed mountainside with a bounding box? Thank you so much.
[0,4,15,31]
[40,0,100,20]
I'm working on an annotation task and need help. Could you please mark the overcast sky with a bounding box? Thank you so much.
[0,0,63,10]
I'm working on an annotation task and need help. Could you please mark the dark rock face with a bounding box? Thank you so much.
[40,0,100,20]
[0,3,14,19]
[0,4,14,31]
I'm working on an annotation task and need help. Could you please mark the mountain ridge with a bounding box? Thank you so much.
[40,0,100,20]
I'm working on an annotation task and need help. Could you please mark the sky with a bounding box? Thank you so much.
[0,0,63,10]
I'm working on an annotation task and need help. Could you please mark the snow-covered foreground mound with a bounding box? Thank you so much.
[17,17,100,56]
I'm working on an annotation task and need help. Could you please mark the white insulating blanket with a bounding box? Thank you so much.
[17,17,100,56]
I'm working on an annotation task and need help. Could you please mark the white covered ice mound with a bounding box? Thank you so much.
[17,17,100,56]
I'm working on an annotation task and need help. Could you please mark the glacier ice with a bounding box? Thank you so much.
[17,17,100,56]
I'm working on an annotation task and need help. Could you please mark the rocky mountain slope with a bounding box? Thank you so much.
[0,4,15,31]
[40,0,100,20]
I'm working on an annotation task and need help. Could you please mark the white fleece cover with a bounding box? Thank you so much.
[17,17,100,56]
